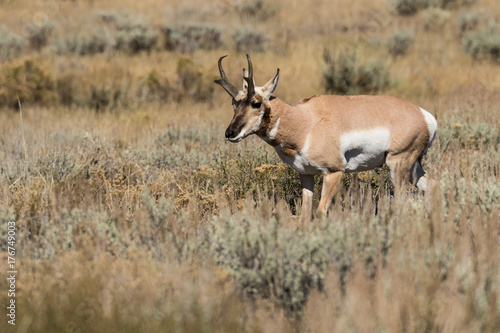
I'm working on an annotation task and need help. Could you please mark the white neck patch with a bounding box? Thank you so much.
[268,117,280,140]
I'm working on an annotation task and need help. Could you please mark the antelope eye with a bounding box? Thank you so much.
[251,102,262,109]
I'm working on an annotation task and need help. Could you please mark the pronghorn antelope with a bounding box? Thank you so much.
[215,54,437,217]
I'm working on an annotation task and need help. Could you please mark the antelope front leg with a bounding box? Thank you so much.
[299,174,315,220]
[317,171,343,216]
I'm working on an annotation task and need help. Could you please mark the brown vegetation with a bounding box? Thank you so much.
[0,0,499,332]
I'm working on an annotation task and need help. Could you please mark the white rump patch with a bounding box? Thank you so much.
[420,107,437,149]
[340,128,391,172]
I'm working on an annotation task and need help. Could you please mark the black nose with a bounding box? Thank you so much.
[225,129,234,139]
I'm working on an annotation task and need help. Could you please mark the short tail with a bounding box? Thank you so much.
[419,107,437,152]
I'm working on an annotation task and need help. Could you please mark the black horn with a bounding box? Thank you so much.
[243,54,255,101]
[214,55,239,98]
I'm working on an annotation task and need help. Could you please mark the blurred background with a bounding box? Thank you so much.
[0,0,498,120]
[0,1,499,332]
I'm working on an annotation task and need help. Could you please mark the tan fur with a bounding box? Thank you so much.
[263,95,430,168]
[217,55,437,218]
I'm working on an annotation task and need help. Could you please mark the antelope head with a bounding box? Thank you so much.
[215,54,280,142]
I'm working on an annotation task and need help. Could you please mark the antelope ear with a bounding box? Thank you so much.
[260,69,280,100]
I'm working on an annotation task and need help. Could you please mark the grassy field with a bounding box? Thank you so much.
[0,0,499,332]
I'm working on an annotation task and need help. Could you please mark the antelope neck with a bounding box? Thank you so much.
[257,98,289,146]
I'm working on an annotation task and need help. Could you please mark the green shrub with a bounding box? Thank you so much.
[390,0,425,16]
[212,210,328,316]
[439,121,500,150]
[136,70,171,103]
[97,10,139,29]
[89,85,112,111]
[115,27,158,53]
[0,25,26,62]
[175,57,215,102]
[54,12,159,55]
[0,59,56,108]
[323,50,355,94]
[390,0,476,16]
[236,0,278,21]
[430,0,476,9]
[357,61,392,92]
[323,49,392,94]
[232,27,267,53]
[462,30,500,62]
[26,20,55,50]
[89,84,126,111]
[56,73,80,107]
[422,8,451,32]
[136,59,216,105]
[97,11,158,53]
[162,23,224,53]
[55,26,113,55]
[388,29,414,56]
[458,11,480,34]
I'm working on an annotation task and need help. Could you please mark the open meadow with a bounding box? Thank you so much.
[0,0,499,332]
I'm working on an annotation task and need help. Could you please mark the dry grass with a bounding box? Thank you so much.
[0,0,499,332]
